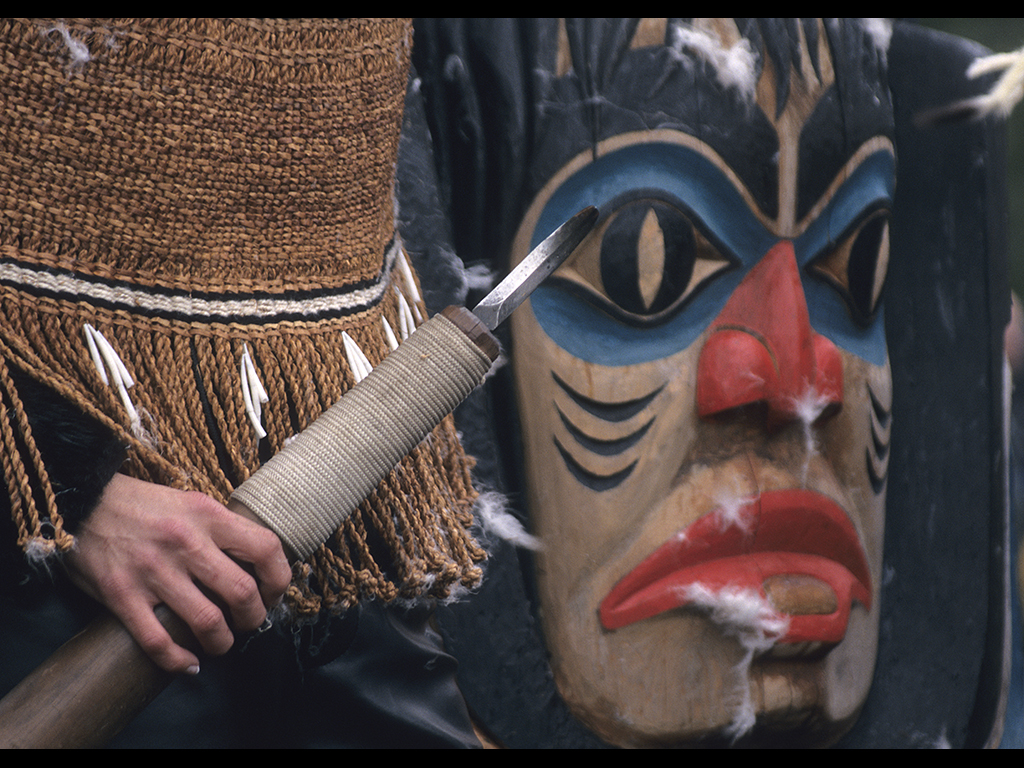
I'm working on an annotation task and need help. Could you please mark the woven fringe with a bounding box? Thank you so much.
[0,258,486,616]
[0,350,73,559]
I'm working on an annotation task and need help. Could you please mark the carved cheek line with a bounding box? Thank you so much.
[866,381,891,494]
[552,371,663,420]
[550,372,664,492]
[554,438,639,492]
[556,406,654,456]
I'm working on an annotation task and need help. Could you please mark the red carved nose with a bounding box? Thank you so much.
[696,241,843,425]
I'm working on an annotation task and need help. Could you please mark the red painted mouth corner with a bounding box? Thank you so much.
[599,489,872,645]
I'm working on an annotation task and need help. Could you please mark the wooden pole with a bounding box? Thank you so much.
[0,606,191,748]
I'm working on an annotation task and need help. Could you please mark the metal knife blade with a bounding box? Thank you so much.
[471,206,597,330]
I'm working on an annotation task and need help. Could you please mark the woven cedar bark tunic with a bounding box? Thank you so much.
[0,18,484,616]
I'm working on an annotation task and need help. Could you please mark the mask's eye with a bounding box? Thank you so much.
[808,208,890,326]
[550,198,733,326]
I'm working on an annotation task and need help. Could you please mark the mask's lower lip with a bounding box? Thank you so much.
[599,489,872,645]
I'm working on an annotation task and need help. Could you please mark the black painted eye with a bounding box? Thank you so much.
[600,201,695,315]
[551,198,732,326]
[809,208,890,326]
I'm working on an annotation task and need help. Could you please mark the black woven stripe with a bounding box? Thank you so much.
[0,239,400,325]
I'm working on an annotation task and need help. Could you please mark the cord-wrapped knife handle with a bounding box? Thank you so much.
[231,307,497,561]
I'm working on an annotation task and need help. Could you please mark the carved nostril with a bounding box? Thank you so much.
[812,333,845,414]
[696,328,775,418]
[697,329,845,426]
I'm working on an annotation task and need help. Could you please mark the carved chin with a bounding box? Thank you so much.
[530,430,885,746]
[544,584,879,747]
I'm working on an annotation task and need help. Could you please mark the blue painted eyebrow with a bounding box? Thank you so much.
[527,142,895,367]
[535,143,895,271]
[794,150,895,266]
[533,143,776,263]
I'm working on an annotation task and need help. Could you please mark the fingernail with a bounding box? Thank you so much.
[186,664,200,676]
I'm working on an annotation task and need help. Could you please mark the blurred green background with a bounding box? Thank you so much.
[923,19,1024,297]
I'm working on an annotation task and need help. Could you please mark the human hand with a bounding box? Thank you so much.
[64,474,292,675]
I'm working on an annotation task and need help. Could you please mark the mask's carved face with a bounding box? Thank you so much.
[509,20,893,746]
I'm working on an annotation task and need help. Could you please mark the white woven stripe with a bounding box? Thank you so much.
[231,313,493,560]
[0,240,401,321]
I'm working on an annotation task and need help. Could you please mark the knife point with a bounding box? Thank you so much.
[469,206,598,331]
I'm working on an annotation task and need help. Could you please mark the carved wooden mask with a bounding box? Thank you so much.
[507,19,894,745]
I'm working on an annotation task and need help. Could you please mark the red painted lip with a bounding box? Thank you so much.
[599,489,872,644]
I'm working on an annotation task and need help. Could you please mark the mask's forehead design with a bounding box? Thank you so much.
[529,19,893,219]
